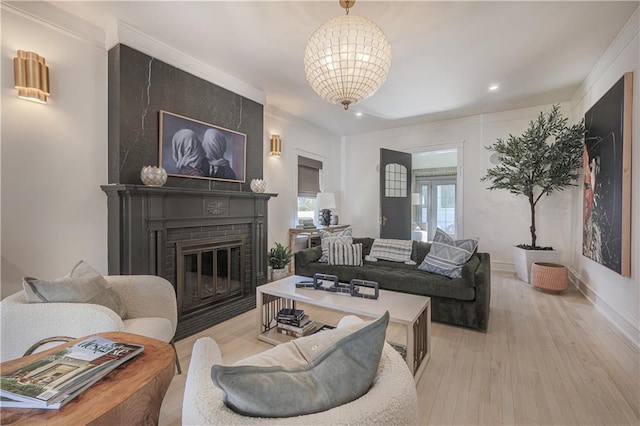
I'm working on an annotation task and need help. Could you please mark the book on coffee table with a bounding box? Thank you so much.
[0,336,143,409]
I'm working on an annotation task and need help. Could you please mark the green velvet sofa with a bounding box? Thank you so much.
[294,237,491,331]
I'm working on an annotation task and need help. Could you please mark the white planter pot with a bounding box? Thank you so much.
[512,246,558,283]
[271,268,289,282]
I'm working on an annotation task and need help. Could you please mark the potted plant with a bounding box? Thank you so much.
[268,242,292,281]
[481,104,585,283]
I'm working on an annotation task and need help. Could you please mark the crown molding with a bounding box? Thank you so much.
[106,20,265,106]
[1,1,105,47]
[572,7,640,104]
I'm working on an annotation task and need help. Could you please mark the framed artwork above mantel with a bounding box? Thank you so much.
[159,111,247,183]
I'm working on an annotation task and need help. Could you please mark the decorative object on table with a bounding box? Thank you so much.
[250,178,266,193]
[13,50,50,104]
[481,104,585,283]
[330,214,339,225]
[296,273,379,300]
[140,165,168,187]
[304,0,391,110]
[267,242,292,281]
[530,262,569,293]
[316,192,336,226]
[582,72,632,277]
[298,218,315,229]
[159,110,246,183]
[269,134,282,157]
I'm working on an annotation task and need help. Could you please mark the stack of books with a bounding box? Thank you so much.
[297,218,316,229]
[0,336,143,409]
[276,308,316,338]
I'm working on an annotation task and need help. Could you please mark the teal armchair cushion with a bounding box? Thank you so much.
[211,311,389,417]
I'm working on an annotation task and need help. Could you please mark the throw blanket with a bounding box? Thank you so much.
[365,239,416,265]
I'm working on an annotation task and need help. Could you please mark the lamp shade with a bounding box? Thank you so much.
[316,192,336,209]
[304,13,391,110]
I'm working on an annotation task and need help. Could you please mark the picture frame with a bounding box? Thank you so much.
[582,72,633,277]
[159,110,246,183]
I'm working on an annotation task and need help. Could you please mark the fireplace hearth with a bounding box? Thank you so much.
[102,184,275,339]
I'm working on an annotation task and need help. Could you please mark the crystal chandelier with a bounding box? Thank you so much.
[304,0,392,110]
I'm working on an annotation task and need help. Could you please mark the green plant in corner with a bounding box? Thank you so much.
[268,242,292,270]
[481,104,585,250]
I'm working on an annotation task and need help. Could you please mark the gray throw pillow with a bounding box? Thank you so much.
[328,242,363,266]
[22,260,127,318]
[211,311,389,418]
[418,228,478,278]
[319,227,353,263]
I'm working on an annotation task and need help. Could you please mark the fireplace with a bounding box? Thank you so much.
[176,236,244,317]
[101,184,275,339]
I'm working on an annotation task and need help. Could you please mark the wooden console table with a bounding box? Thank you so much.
[288,224,350,250]
[288,225,350,272]
[0,332,175,426]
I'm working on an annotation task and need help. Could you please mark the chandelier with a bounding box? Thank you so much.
[304,0,392,110]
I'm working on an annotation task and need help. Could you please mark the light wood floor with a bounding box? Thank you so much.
[159,271,640,425]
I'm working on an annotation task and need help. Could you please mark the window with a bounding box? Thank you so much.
[297,156,322,225]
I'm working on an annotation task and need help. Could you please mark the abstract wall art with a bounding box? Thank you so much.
[582,72,633,277]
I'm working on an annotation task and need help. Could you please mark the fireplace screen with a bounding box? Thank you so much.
[177,237,244,316]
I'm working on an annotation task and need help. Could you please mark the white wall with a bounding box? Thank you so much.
[568,9,639,345]
[1,8,108,297]
[342,103,577,271]
[264,106,342,250]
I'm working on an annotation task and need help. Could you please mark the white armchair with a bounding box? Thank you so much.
[0,275,178,365]
[182,316,418,425]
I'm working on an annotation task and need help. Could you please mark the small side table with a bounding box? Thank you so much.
[0,332,175,425]
[530,262,568,293]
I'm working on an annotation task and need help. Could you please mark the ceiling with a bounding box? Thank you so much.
[47,1,638,136]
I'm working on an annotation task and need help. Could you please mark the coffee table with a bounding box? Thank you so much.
[257,275,431,381]
[0,332,175,425]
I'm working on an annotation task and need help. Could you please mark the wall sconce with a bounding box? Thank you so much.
[269,134,282,157]
[13,50,50,104]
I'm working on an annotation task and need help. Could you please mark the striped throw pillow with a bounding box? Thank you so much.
[328,242,363,266]
[367,239,414,264]
[319,227,353,263]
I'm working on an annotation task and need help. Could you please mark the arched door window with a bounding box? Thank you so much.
[385,163,407,197]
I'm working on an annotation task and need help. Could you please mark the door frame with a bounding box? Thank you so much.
[403,142,464,239]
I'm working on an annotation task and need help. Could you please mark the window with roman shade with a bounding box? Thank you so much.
[298,156,322,198]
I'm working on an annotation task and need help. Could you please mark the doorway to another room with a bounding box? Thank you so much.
[412,149,460,241]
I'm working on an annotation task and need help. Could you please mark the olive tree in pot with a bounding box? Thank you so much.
[268,242,292,281]
[481,104,585,283]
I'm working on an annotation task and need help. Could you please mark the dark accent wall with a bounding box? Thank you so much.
[108,44,263,191]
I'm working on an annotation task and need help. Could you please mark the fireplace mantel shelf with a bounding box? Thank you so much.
[101,184,277,199]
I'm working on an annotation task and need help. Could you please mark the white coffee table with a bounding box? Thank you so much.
[256,275,431,381]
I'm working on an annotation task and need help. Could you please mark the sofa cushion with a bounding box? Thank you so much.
[211,312,389,418]
[419,229,479,278]
[328,242,363,266]
[367,239,415,264]
[22,260,127,318]
[319,227,353,263]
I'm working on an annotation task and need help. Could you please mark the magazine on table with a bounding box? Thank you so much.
[0,336,143,409]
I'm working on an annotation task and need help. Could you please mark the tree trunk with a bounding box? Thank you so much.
[529,192,537,248]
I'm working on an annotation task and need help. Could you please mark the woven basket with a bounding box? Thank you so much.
[530,262,568,293]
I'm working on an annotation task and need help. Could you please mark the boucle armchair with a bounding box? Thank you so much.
[182,316,418,425]
[0,275,178,364]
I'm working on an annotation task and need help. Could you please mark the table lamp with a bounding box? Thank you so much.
[316,192,336,226]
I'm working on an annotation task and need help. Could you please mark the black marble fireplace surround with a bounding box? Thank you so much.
[105,45,273,339]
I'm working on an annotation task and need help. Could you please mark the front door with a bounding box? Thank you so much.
[379,148,412,239]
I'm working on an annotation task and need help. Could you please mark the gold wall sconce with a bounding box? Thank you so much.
[14,50,50,104]
[270,134,282,157]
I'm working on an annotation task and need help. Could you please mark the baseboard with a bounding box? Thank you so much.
[568,269,640,348]
[490,261,515,273]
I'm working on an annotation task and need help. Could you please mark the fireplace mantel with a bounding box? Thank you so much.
[101,183,276,286]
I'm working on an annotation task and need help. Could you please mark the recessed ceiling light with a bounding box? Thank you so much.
[489,84,499,91]
[355,112,363,117]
